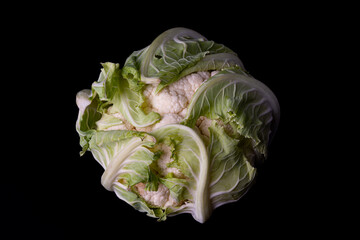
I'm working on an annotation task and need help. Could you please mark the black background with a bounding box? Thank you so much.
[3,3,342,239]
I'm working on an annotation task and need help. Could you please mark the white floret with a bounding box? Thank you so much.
[144,71,210,116]
[134,182,177,208]
[196,116,212,138]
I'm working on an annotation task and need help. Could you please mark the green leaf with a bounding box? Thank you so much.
[145,170,160,191]
[178,53,245,79]
[91,62,121,101]
[183,68,280,157]
[122,49,146,92]
[116,147,157,188]
[87,130,156,189]
[75,89,102,155]
[91,62,161,128]
[151,124,211,223]
[159,177,188,203]
[95,113,124,130]
[123,27,236,93]
[113,69,161,127]
[207,122,256,208]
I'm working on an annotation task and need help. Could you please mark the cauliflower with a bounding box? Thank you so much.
[76,28,280,223]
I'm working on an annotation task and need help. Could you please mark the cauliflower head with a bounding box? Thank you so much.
[76,28,280,223]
